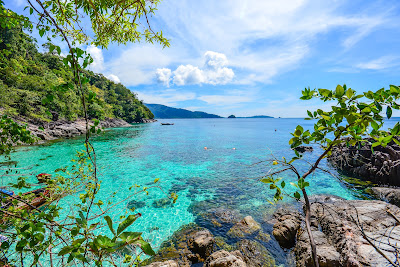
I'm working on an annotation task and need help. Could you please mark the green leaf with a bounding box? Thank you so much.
[387,106,393,119]
[371,121,379,131]
[58,246,73,256]
[294,192,301,200]
[118,232,141,243]
[117,214,139,236]
[281,181,286,188]
[137,239,155,255]
[105,216,116,236]
[335,85,344,97]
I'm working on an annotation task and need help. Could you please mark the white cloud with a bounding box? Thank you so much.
[157,51,235,86]
[204,51,229,70]
[356,56,400,70]
[108,45,176,86]
[136,90,196,106]
[154,0,391,84]
[198,94,253,105]
[86,45,104,73]
[156,68,172,86]
[173,65,204,85]
[107,74,121,83]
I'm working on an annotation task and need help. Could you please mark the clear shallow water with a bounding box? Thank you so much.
[2,118,399,264]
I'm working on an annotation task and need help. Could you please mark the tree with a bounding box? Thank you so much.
[262,84,400,267]
[0,1,174,266]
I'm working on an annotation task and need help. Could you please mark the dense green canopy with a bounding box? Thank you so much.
[0,23,153,123]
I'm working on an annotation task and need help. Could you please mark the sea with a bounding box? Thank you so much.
[2,118,399,265]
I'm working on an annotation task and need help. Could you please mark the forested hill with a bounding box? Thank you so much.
[0,22,153,123]
[145,104,222,118]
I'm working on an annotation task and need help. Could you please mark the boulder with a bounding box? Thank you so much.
[294,229,340,267]
[187,230,215,260]
[272,209,303,248]
[370,186,400,207]
[204,250,246,267]
[302,195,400,266]
[329,138,400,186]
[143,260,179,267]
[235,239,275,267]
[227,216,261,238]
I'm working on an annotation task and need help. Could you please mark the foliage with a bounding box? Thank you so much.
[261,84,400,267]
[0,0,171,266]
[0,115,35,156]
[0,22,154,123]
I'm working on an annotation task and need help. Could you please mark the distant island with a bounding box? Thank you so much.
[145,104,222,119]
[228,115,236,118]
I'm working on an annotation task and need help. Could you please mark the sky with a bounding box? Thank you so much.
[6,0,400,117]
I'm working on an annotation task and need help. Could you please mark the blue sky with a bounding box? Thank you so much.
[6,0,400,117]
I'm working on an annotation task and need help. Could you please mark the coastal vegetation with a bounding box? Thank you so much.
[263,84,400,266]
[0,20,153,123]
[0,0,170,266]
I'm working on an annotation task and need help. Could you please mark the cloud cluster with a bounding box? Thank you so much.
[156,51,234,86]
[86,45,104,73]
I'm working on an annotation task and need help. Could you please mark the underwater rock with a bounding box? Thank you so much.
[329,138,400,186]
[127,200,146,210]
[214,236,234,251]
[204,250,246,267]
[370,186,400,207]
[227,216,261,238]
[187,230,215,260]
[272,209,303,249]
[152,197,173,208]
[142,260,179,267]
[140,224,211,266]
[235,239,275,267]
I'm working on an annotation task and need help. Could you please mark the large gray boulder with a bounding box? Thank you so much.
[143,260,179,267]
[272,209,303,248]
[204,250,246,267]
[303,195,400,267]
[187,229,215,260]
[370,186,400,206]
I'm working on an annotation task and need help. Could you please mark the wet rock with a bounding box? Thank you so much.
[329,138,400,186]
[140,224,208,266]
[143,260,179,267]
[370,186,400,207]
[235,239,275,267]
[152,198,173,208]
[272,209,303,248]
[214,236,234,251]
[188,230,215,260]
[204,250,246,267]
[127,200,146,210]
[227,216,261,238]
[294,146,313,153]
[26,118,135,142]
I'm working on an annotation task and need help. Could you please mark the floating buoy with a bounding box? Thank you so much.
[233,148,236,150]
[204,147,208,150]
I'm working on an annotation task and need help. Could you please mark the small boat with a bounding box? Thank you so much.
[161,123,174,125]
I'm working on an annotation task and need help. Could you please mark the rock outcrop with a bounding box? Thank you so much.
[273,195,400,267]
[329,138,400,186]
[294,146,314,153]
[23,117,156,141]
[187,230,215,260]
[272,209,302,248]
[204,250,246,267]
[369,186,400,207]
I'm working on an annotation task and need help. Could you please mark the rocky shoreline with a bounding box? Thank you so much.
[329,138,400,186]
[22,117,157,141]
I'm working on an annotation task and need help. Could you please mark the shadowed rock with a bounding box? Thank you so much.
[204,250,246,267]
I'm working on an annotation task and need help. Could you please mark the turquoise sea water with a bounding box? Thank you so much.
[2,118,399,265]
